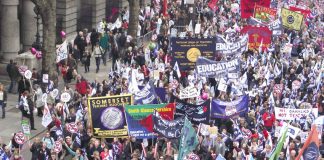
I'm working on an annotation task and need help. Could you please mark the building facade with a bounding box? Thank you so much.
[0,0,130,63]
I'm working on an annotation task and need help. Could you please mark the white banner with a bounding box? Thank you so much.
[179,86,199,99]
[56,40,68,63]
[274,107,318,120]
[42,104,53,127]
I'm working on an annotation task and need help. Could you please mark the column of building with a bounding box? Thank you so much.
[57,0,77,39]
[1,0,20,62]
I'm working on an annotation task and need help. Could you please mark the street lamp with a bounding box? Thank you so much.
[32,6,42,51]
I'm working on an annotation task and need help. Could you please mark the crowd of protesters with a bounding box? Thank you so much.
[0,0,324,159]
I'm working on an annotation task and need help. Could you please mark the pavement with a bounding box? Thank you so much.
[0,57,113,158]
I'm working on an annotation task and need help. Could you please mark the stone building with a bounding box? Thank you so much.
[0,0,130,70]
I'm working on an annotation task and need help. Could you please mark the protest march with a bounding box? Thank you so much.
[1,0,324,160]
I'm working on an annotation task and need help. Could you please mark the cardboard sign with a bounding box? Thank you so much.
[53,141,62,153]
[50,89,59,99]
[21,120,30,135]
[179,86,199,99]
[66,122,78,134]
[42,93,48,103]
[60,92,71,103]
[42,74,49,83]
[14,131,26,145]
[24,70,32,79]
[274,107,318,120]
[18,65,28,76]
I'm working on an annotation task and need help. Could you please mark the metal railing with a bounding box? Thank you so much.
[136,29,156,47]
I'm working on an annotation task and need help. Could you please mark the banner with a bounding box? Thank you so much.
[125,103,175,139]
[153,110,185,138]
[195,57,240,79]
[247,17,283,36]
[241,26,272,51]
[208,0,218,12]
[88,95,133,137]
[170,37,216,70]
[178,117,199,160]
[211,96,249,119]
[215,34,249,55]
[289,6,311,17]
[134,82,158,105]
[241,0,271,18]
[171,95,210,124]
[254,5,277,23]
[138,86,166,103]
[281,8,304,31]
[179,86,199,99]
[274,107,318,120]
[296,125,320,160]
[56,40,68,63]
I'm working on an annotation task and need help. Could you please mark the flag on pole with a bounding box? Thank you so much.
[178,117,199,160]
[173,61,181,78]
[269,127,288,160]
[296,125,320,160]
[56,40,68,63]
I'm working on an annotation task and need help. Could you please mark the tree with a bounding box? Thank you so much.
[31,0,58,85]
[127,0,140,38]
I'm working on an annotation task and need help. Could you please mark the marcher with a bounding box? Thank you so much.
[93,42,103,73]
[0,84,7,119]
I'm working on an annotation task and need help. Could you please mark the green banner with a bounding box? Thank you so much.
[21,120,31,135]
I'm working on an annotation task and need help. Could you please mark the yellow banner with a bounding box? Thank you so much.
[281,8,304,31]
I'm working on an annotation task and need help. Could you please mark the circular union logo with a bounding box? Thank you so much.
[186,48,201,62]
[101,107,124,130]
[287,15,295,24]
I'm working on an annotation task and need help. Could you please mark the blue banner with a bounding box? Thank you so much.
[211,95,249,119]
[138,86,166,103]
[171,95,210,124]
[153,110,184,138]
[134,82,158,105]
[170,37,216,71]
[195,57,240,79]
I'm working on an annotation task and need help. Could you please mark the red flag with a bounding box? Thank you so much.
[241,26,272,51]
[241,0,271,18]
[163,0,168,16]
[208,0,218,12]
[289,6,311,17]
[138,103,175,132]
[296,125,320,160]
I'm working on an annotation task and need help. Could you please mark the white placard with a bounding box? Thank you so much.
[24,70,32,79]
[50,89,59,99]
[42,93,48,103]
[60,92,71,102]
[194,23,201,34]
[42,74,49,83]
[179,86,199,99]
[274,107,318,120]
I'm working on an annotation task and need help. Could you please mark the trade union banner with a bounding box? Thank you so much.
[247,17,283,36]
[195,57,240,79]
[179,86,200,99]
[88,95,133,138]
[254,5,277,23]
[241,26,272,51]
[281,8,304,31]
[124,103,175,139]
[170,95,210,124]
[153,110,185,138]
[170,37,216,70]
[241,0,271,18]
[274,107,318,120]
[134,82,158,105]
[215,34,249,55]
[211,95,249,119]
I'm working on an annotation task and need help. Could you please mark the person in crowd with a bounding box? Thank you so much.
[0,83,7,119]
[93,42,103,73]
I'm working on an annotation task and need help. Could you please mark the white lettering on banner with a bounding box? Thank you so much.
[215,34,248,52]
[179,86,199,99]
[197,59,239,73]
[274,107,318,120]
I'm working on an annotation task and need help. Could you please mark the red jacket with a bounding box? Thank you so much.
[76,80,88,95]
[262,112,275,127]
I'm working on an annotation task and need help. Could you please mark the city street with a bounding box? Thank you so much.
[0,57,113,158]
